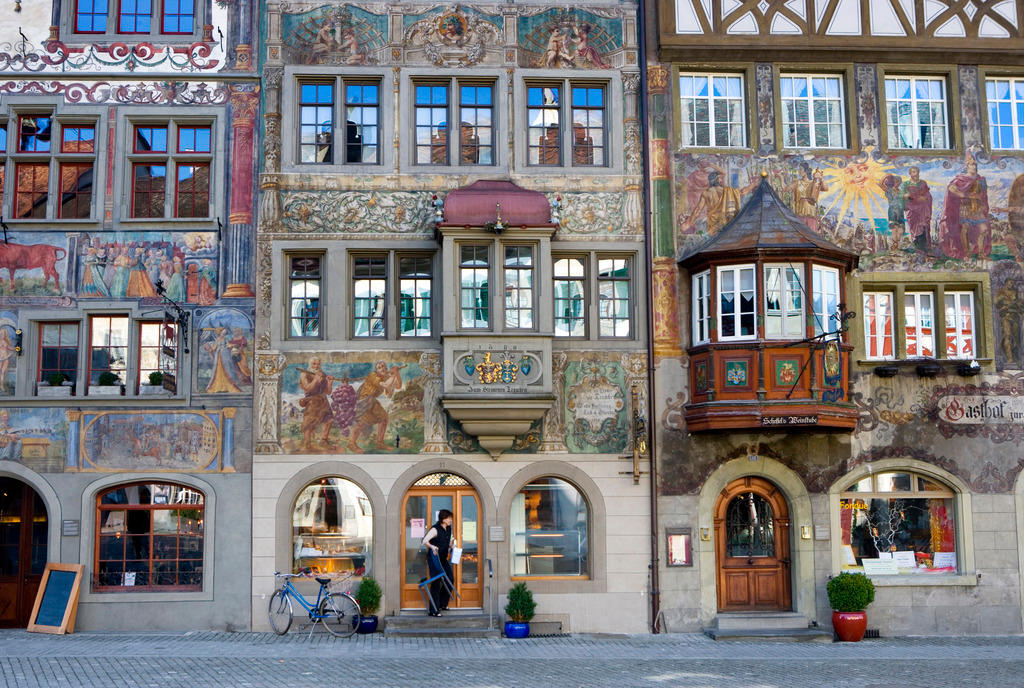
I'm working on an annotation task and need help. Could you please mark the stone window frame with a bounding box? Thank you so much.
[348,249,436,341]
[514,70,623,176]
[0,98,106,224]
[497,461,607,595]
[849,271,994,367]
[409,76,499,167]
[113,107,222,227]
[773,64,858,154]
[877,65,961,156]
[282,66,392,174]
[828,458,978,588]
[79,472,216,602]
[61,0,208,43]
[979,66,1024,154]
[22,304,187,398]
[401,69,507,172]
[675,67,755,151]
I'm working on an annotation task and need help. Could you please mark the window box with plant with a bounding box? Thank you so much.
[827,571,875,642]
[355,575,381,634]
[37,372,74,397]
[140,371,171,396]
[89,371,124,396]
[504,581,536,639]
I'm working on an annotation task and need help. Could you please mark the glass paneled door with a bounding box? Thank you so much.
[401,473,482,609]
[0,478,47,627]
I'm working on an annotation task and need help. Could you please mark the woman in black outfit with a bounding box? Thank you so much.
[421,509,456,616]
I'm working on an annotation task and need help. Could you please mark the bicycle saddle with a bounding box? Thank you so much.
[315,577,331,586]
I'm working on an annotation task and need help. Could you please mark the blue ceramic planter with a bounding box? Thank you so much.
[504,621,529,638]
[357,615,379,634]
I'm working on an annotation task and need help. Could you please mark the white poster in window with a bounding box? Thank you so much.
[462,521,477,542]
[842,544,857,567]
[932,552,957,569]
[123,572,136,586]
[861,558,899,576]
[410,518,425,539]
[892,551,917,569]
[450,546,463,565]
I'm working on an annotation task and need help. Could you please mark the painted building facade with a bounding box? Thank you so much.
[0,0,258,629]
[650,0,1024,634]
[253,0,652,632]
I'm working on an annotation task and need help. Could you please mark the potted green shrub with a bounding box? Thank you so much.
[355,575,381,634]
[827,571,875,642]
[89,371,124,396]
[504,582,536,638]
[37,372,73,397]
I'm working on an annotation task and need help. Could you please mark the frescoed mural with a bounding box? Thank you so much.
[197,309,253,394]
[0,233,69,296]
[0,408,68,472]
[81,411,229,471]
[75,231,219,304]
[0,311,17,396]
[564,357,628,453]
[281,5,386,65]
[518,9,622,70]
[280,353,425,454]
[676,153,1024,272]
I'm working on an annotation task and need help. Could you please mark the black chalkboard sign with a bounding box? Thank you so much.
[28,563,85,634]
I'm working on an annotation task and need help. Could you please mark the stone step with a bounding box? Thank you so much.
[714,612,811,631]
[384,612,493,631]
[704,627,834,642]
[384,627,501,639]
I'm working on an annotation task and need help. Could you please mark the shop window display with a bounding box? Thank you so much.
[511,477,589,578]
[292,477,372,579]
[95,482,204,591]
[839,471,957,574]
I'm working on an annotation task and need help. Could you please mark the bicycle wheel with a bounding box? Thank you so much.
[268,589,293,635]
[319,592,360,638]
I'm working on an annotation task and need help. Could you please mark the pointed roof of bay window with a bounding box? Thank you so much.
[677,176,857,270]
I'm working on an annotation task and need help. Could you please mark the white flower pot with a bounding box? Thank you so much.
[88,385,124,397]
[36,383,73,397]
[139,384,172,396]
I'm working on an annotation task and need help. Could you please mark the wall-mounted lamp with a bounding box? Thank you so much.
[492,203,505,233]
[699,527,711,542]
[800,525,812,540]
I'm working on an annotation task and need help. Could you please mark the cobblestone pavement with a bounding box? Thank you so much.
[1,629,1022,687]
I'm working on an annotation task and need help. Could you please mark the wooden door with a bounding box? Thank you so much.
[715,476,791,612]
[400,476,482,609]
[0,478,48,627]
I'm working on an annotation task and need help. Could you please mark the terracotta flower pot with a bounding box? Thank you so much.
[832,610,867,642]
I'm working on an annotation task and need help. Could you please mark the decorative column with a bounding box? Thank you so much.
[222,85,260,298]
[221,407,236,471]
[255,354,285,454]
[538,352,568,452]
[420,352,451,453]
[65,410,80,470]
[622,71,643,230]
[648,64,683,359]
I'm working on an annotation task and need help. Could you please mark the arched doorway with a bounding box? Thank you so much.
[714,476,791,612]
[400,473,482,609]
[0,478,48,627]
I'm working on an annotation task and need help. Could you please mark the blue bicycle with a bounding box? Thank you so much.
[268,570,361,637]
